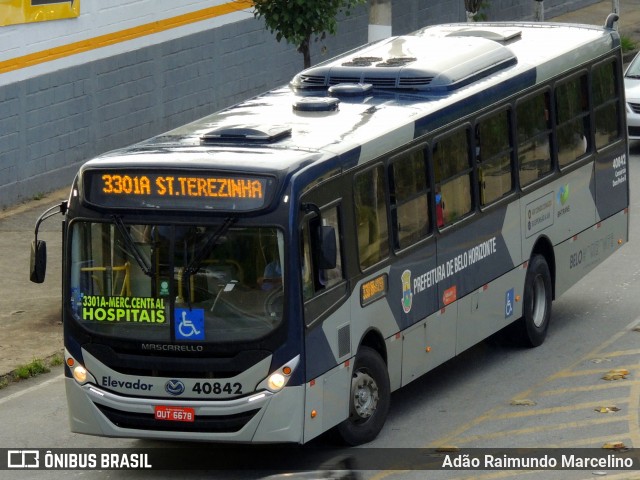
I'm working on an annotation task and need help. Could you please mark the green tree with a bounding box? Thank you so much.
[252,0,366,69]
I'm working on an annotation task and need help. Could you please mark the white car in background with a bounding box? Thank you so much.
[625,52,640,140]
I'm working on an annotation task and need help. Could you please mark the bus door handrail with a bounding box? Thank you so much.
[80,261,131,297]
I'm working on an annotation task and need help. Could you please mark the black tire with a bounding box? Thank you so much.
[519,254,552,347]
[337,346,390,446]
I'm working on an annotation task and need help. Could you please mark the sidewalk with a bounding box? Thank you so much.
[1,0,639,381]
[551,0,640,56]
[0,187,68,379]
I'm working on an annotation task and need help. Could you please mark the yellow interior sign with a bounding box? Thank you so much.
[361,274,387,306]
[1,0,80,27]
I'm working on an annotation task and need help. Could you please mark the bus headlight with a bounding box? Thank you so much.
[267,373,286,391]
[73,365,88,383]
[65,351,96,385]
[260,355,300,393]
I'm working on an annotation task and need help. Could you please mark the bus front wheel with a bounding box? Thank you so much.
[337,346,390,445]
[519,254,552,347]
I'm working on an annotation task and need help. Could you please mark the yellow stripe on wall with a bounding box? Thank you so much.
[0,0,253,75]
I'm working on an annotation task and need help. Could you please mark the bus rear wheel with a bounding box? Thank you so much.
[337,346,390,446]
[519,254,552,347]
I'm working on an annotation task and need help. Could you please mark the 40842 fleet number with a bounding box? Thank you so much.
[192,381,243,395]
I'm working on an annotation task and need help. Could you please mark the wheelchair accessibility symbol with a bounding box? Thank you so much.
[505,288,515,318]
[175,308,205,340]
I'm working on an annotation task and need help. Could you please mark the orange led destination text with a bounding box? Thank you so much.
[100,174,264,199]
[361,274,387,305]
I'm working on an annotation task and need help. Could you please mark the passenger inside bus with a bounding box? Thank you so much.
[260,258,282,290]
[435,189,445,227]
[258,242,282,291]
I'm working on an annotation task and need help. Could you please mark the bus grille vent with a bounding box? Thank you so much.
[399,76,434,87]
[83,343,270,379]
[95,404,259,433]
[337,324,350,358]
[363,77,398,88]
[329,76,361,85]
[327,76,432,89]
[297,74,325,86]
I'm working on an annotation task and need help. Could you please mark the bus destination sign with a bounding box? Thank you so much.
[82,170,273,211]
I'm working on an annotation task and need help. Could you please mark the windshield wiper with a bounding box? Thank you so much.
[112,215,153,277]
[181,217,237,305]
[183,217,236,276]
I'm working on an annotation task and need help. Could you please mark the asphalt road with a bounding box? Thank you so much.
[2,148,640,480]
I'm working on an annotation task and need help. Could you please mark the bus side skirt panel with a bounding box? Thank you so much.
[400,306,456,386]
[455,266,527,354]
[303,362,352,443]
[399,264,527,388]
[554,208,628,298]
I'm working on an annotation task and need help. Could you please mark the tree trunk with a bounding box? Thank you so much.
[369,0,392,42]
[534,1,544,22]
[299,34,311,69]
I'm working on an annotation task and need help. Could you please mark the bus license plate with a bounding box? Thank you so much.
[154,406,195,422]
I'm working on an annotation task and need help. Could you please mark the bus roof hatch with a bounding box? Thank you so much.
[200,126,291,145]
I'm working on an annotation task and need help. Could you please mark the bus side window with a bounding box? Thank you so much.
[433,127,473,226]
[390,147,431,250]
[556,73,590,167]
[354,165,389,269]
[476,108,514,206]
[301,206,344,300]
[516,89,553,187]
[593,59,621,149]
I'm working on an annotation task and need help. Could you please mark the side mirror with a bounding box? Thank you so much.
[317,225,337,270]
[29,200,67,284]
[30,240,47,283]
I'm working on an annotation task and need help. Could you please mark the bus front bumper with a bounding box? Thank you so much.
[65,378,305,443]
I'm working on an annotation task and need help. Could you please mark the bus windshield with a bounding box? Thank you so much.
[69,221,285,343]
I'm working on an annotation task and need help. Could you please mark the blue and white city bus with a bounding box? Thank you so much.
[31,15,629,445]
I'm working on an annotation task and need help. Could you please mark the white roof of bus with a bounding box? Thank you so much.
[87,21,618,174]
